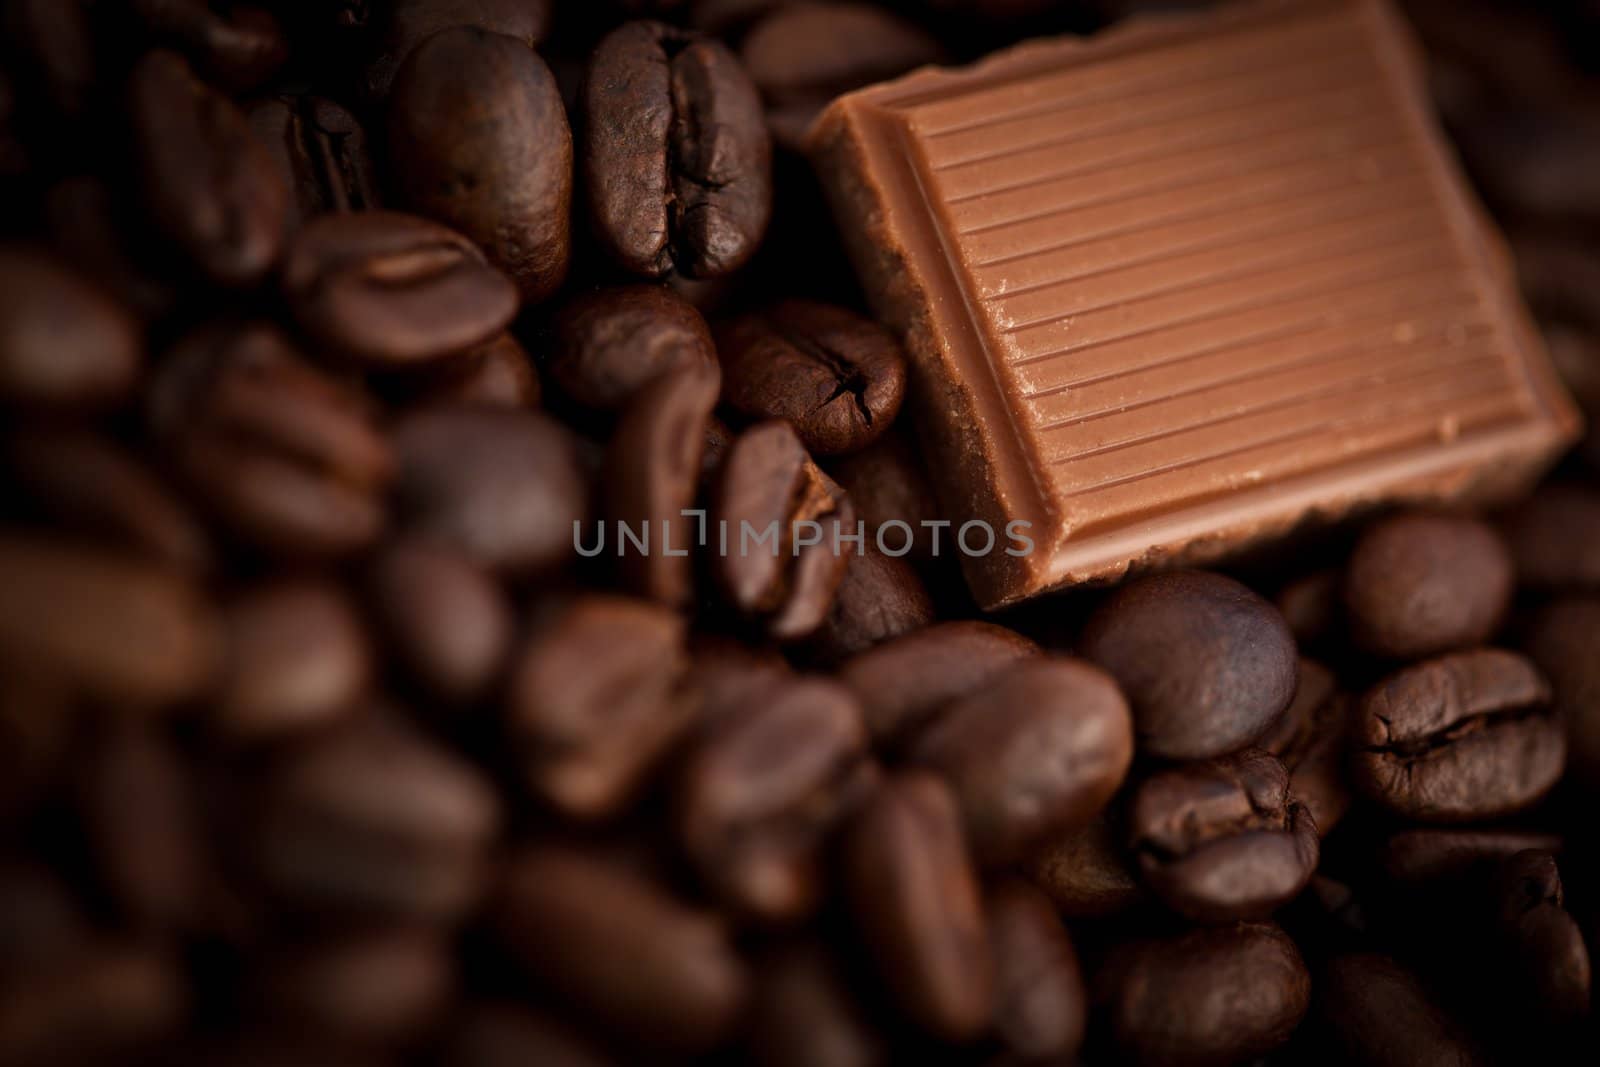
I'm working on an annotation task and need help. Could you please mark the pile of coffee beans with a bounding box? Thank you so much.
[1,1,1598,1064]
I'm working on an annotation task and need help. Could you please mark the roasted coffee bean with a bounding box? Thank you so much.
[44,176,179,322]
[507,595,694,819]
[711,421,855,640]
[1317,954,1484,1067]
[439,1002,614,1067]
[548,284,719,411]
[0,944,187,1067]
[213,581,371,743]
[401,331,541,410]
[1079,570,1298,760]
[1352,648,1565,821]
[0,248,141,410]
[686,634,795,723]
[1524,595,1600,787]
[746,943,886,1067]
[494,846,748,1054]
[0,533,217,708]
[676,677,871,920]
[130,0,287,93]
[1096,921,1310,1067]
[1275,567,1342,647]
[0,862,89,975]
[804,546,934,665]
[283,211,519,367]
[584,20,772,279]
[369,540,513,706]
[1491,850,1591,1024]
[2,0,97,118]
[1256,658,1352,836]
[0,670,75,827]
[1022,814,1143,918]
[362,0,554,101]
[826,428,941,561]
[910,658,1133,865]
[837,620,1039,747]
[716,301,908,457]
[129,50,287,286]
[393,406,586,575]
[741,2,942,150]
[389,27,571,303]
[1129,748,1319,923]
[1501,483,1600,588]
[149,321,393,557]
[842,772,992,1040]
[1343,512,1512,659]
[604,361,721,606]
[985,877,1087,1061]
[254,714,501,921]
[249,95,378,227]
[1378,827,1565,889]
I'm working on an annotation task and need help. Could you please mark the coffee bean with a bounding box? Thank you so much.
[2,0,97,118]
[711,420,854,640]
[283,211,519,367]
[128,0,289,93]
[804,546,934,665]
[0,248,141,410]
[837,620,1039,748]
[716,300,908,457]
[363,0,554,101]
[388,27,571,302]
[44,176,179,322]
[910,658,1133,865]
[439,1002,614,1067]
[0,671,74,828]
[985,877,1086,1061]
[826,429,942,561]
[1274,567,1343,647]
[1492,850,1591,1024]
[1021,814,1143,919]
[687,634,795,723]
[1317,954,1485,1067]
[584,20,772,278]
[507,594,694,819]
[1352,648,1565,821]
[393,406,587,575]
[249,94,379,228]
[1096,921,1310,1067]
[1501,483,1600,588]
[843,773,991,1041]
[548,284,719,411]
[494,846,749,1054]
[1524,595,1600,787]
[401,330,542,410]
[130,50,287,286]
[1343,513,1512,659]
[1256,658,1353,836]
[0,862,88,976]
[676,677,872,919]
[746,943,886,1067]
[0,944,187,1067]
[1378,827,1565,889]
[1079,570,1298,760]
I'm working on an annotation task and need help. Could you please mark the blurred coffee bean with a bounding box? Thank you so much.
[716,300,908,457]
[44,176,179,321]
[1096,921,1310,1067]
[1022,814,1142,918]
[214,581,371,743]
[494,846,748,1054]
[1256,658,1352,835]
[0,862,89,975]
[439,1002,614,1067]
[128,0,289,93]
[1524,595,1600,788]
[842,772,992,1041]
[0,944,187,1067]
[1379,827,1565,889]
[0,248,141,410]
[130,50,287,286]
[746,942,885,1067]
[400,331,541,410]
[255,714,501,920]
[0,533,217,708]
[604,361,721,606]
[507,595,694,819]
[393,406,586,575]
[676,677,871,919]
[1,0,97,118]
[741,2,942,150]
[804,546,934,665]
[1501,483,1600,588]
[686,634,794,723]
[1352,648,1564,821]
[0,670,75,826]
[1453,106,1600,224]
[826,428,941,561]
[249,94,378,228]
[1513,231,1600,329]
[1491,850,1590,1024]
[985,877,1086,1061]
[711,420,854,640]
[283,211,519,367]
[363,0,554,102]
[584,20,772,279]
[837,620,1039,748]
[910,658,1132,865]
[1343,513,1512,659]
[1079,570,1298,760]
[687,0,787,33]
[1317,953,1484,1067]
[1130,748,1318,923]
[548,284,719,412]
[1274,567,1343,647]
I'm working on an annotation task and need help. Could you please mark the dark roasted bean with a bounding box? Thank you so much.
[401,331,541,410]
[549,284,719,411]
[826,428,942,561]
[1317,954,1485,1067]
[0,670,75,827]
[986,877,1087,1061]
[249,95,378,228]
[44,176,178,321]
[0,944,187,1067]
[746,943,885,1067]
[686,634,795,723]
[1491,850,1591,1024]
[1501,483,1600,588]
[1256,658,1353,836]
[1274,567,1342,647]
[0,862,89,975]
[439,1002,615,1067]
[128,0,289,93]
[1378,827,1565,889]
[362,0,554,102]
[1022,814,1143,919]
[0,248,141,410]
[1524,595,1600,787]
[804,546,934,665]
[2,0,97,118]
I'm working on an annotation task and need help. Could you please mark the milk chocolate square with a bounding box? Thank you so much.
[809,0,1579,608]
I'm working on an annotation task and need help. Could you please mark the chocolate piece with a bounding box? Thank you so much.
[809,0,1579,608]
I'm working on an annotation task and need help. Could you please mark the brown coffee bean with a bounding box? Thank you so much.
[910,658,1132,866]
[1524,596,1600,788]
[214,581,371,743]
[283,211,519,367]
[129,50,287,286]
[986,877,1087,1061]
[2,0,97,119]
[584,20,772,278]
[1022,814,1143,919]
[842,772,992,1041]
[676,677,871,920]
[0,533,217,709]
[393,406,587,575]
[1318,954,1485,1067]
[549,284,720,411]
[1378,827,1565,889]
[249,94,379,228]
[826,429,941,561]
[838,620,1040,748]
[389,27,571,303]
[604,361,721,606]
[402,331,541,410]
[494,846,748,1054]
[716,300,908,457]
[1352,649,1565,821]
[1096,921,1310,1067]
[507,594,694,819]
[1344,513,1512,659]
[1130,748,1319,923]
[44,175,179,322]
[804,546,934,665]
[711,420,854,640]
[1501,483,1600,588]
[746,943,885,1067]
[128,0,289,93]
[0,862,89,976]
[1256,658,1353,836]
[364,1,553,97]
[439,1002,614,1067]
[1275,568,1343,647]
[0,670,75,827]
[0,248,141,410]
[1492,850,1591,1024]
[1079,570,1298,760]
[0,944,187,1067]
[686,634,795,724]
